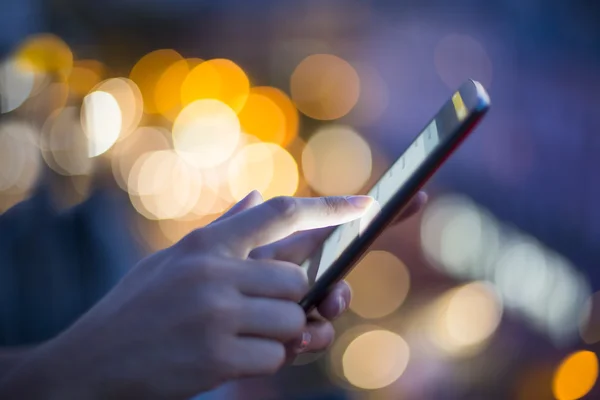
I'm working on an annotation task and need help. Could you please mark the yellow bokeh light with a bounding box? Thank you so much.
[302,125,372,195]
[81,91,122,157]
[67,60,105,97]
[184,134,263,218]
[342,330,410,390]
[290,54,360,120]
[251,86,299,147]
[553,351,598,400]
[228,142,299,201]
[0,58,36,113]
[111,126,171,193]
[434,34,493,90]
[128,150,202,220]
[430,282,502,355]
[238,92,286,145]
[154,58,203,121]
[0,120,41,194]
[346,251,410,319]
[40,107,92,176]
[93,78,144,141]
[173,99,241,170]
[14,33,73,77]
[181,59,250,113]
[129,49,183,114]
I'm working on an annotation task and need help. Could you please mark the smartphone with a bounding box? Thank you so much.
[299,79,490,312]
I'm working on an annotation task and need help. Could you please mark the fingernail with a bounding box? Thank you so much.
[296,331,312,353]
[346,195,374,209]
[336,295,346,317]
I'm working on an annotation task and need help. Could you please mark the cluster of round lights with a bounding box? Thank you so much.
[421,194,591,344]
[0,34,380,236]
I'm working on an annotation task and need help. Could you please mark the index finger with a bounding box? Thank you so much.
[209,196,373,258]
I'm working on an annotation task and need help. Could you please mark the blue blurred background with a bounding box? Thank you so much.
[1,0,600,399]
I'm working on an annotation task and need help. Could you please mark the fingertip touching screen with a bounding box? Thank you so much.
[301,82,487,286]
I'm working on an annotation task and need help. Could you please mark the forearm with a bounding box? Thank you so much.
[0,341,98,400]
[0,347,34,378]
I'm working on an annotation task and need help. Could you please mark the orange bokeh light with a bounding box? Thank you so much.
[154,58,203,121]
[68,60,105,97]
[238,91,286,145]
[291,54,360,120]
[129,49,183,114]
[249,86,299,147]
[181,59,249,113]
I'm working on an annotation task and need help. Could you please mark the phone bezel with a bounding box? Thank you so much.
[299,79,490,312]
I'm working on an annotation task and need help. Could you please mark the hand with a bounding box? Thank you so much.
[222,191,428,361]
[0,194,375,400]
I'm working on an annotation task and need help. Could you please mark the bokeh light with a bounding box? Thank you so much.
[14,33,73,77]
[92,78,144,141]
[580,292,600,345]
[0,58,36,113]
[250,86,299,147]
[173,99,241,169]
[420,194,589,342]
[302,125,372,195]
[494,241,552,313]
[430,282,503,356]
[40,107,92,176]
[342,330,410,389]
[238,91,286,145]
[291,54,360,120]
[344,64,389,126]
[154,58,203,121]
[0,120,41,194]
[228,142,299,200]
[421,194,498,279]
[552,350,598,400]
[181,59,250,113]
[346,251,410,319]
[128,150,202,220]
[129,49,183,114]
[20,82,69,125]
[111,126,171,193]
[81,91,122,157]
[67,60,105,98]
[434,34,493,90]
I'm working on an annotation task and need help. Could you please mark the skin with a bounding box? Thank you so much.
[0,191,426,400]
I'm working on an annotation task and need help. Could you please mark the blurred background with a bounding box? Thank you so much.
[1,0,600,399]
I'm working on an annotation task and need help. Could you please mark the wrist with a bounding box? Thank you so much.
[0,339,101,400]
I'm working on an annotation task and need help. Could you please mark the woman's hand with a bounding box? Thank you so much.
[0,194,375,400]
[242,191,428,360]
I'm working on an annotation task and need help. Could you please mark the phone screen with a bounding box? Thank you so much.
[301,119,440,283]
[300,80,489,296]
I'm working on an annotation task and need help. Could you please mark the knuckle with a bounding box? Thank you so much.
[195,257,222,281]
[249,246,273,260]
[321,196,343,214]
[181,227,210,251]
[199,287,241,325]
[267,196,297,220]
